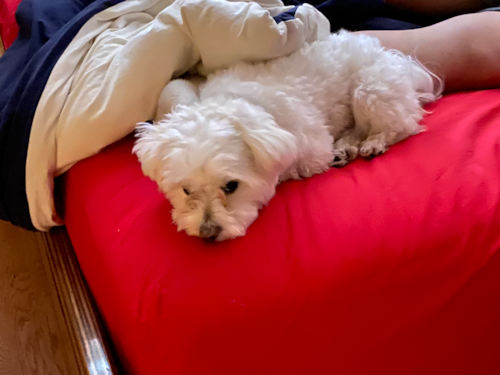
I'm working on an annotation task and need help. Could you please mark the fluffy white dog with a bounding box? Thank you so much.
[134,31,441,241]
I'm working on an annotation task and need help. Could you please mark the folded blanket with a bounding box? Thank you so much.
[0,0,329,231]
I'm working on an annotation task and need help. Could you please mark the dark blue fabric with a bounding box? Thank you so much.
[349,16,421,31]
[273,5,299,24]
[0,0,125,230]
[282,0,442,31]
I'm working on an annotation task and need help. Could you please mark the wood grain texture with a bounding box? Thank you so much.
[37,228,119,375]
[0,221,82,375]
[0,222,119,375]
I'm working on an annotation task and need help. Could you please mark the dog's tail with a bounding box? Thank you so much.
[390,49,444,104]
[408,56,444,104]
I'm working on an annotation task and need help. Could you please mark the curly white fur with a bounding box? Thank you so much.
[134,31,441,241]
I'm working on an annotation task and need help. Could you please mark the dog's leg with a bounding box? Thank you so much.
[155,78,202,121]
[358,131,400,158]
[331,128,363,167]
[352,92,423,159]
[351,66,425,159]
[352,104,420,160]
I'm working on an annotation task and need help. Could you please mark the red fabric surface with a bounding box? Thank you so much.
[64,90,500,374]
[0,0,20,49]
[2,3,498,372]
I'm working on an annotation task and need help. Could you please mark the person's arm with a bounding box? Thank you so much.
[384,0,488,16]
[357,11,500,93]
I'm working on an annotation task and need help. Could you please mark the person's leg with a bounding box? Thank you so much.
[356,11,500,93]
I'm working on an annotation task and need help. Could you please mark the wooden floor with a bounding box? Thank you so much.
[0,221,82,375]
[0,36,81,375]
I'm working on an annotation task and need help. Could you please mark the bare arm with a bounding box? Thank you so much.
[357,12,500,93]
[384,0,488,15]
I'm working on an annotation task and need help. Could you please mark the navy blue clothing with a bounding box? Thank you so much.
[0,0,125,230]
[282,0,445,31]
[273,5,300,23]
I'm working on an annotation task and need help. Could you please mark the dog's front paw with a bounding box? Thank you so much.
[330,145,358,167]
[359,139,388,159]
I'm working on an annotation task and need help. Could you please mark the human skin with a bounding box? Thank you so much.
[357,10,500,93]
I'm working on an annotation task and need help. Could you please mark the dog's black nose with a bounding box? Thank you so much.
[199,221,222,241]
[204,235,219,242]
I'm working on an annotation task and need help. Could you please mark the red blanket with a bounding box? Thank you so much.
[65,90,500,374]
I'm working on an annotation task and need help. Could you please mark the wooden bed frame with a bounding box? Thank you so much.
[1,37,119,375]
[39,228,119,375]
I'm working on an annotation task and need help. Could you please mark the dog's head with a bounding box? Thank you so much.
[133,98,297,241]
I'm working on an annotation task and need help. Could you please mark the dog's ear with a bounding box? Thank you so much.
[133,119,185,186]
[229,100,298,174]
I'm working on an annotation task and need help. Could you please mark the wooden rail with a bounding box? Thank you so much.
[36,228,119,375]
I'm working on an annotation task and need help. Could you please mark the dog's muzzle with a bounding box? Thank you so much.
[199,218,222,241]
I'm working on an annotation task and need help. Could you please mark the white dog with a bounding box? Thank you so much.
[134,31,441,241]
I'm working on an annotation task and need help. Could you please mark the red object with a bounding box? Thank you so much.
[64,90,500,374]
[3,3,500,373]
[0,0,20,49]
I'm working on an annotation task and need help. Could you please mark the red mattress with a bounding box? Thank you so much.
[0,0,19,49]
[3,1,499,371]
[64,90,500,374]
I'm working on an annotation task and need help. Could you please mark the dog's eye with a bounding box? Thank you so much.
[183,188,191,195]
[222,180,239,195]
